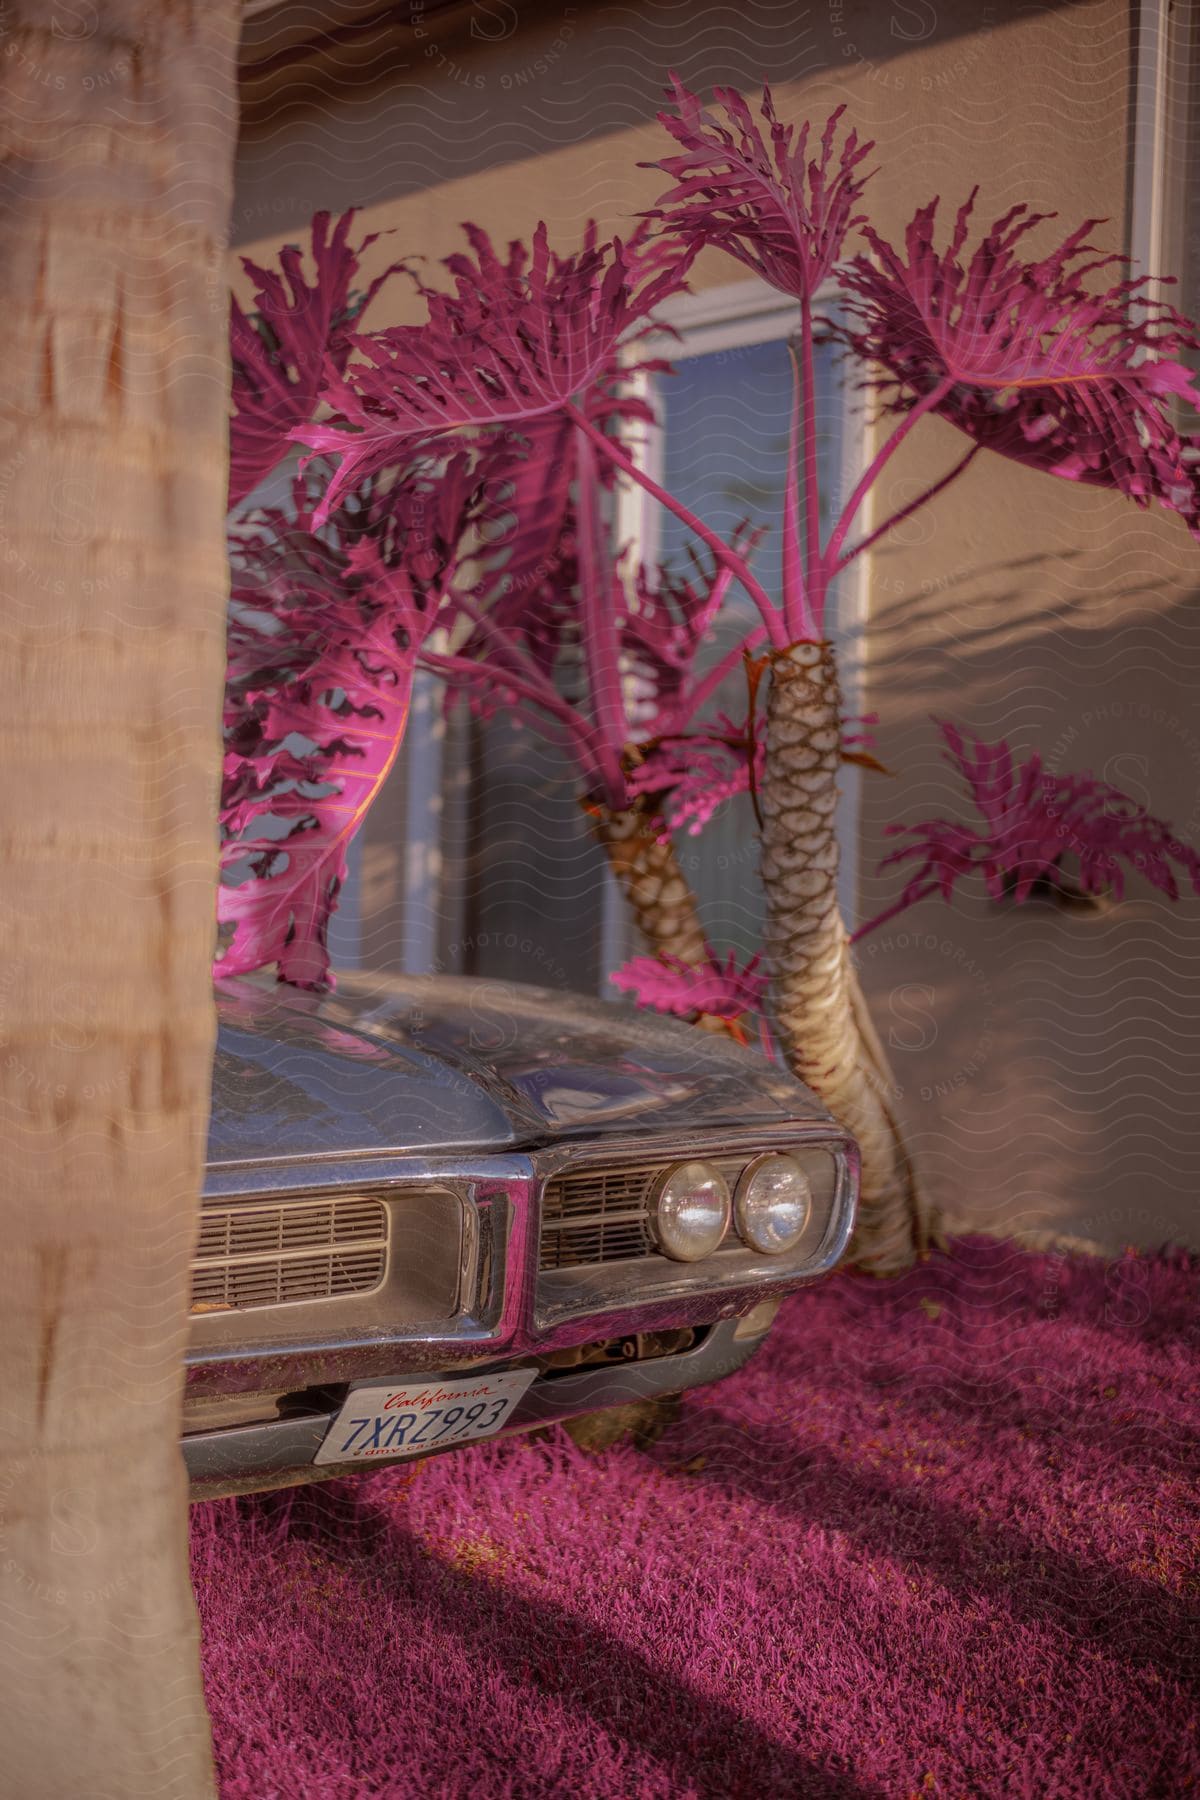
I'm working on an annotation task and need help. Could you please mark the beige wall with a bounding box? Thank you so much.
[233,0,1200,1253]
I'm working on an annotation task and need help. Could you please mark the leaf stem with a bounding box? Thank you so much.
[781,342,812,641]
[849,880,939,943]
[823,378,955,574]
[564,401,787,646]
[795,308,824,637]
[422,648,605,788]
[675,624,769,724]
[834,444,981,573]
[573,427,633,806]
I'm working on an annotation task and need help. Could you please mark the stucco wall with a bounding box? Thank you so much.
[232,0,1200,1253]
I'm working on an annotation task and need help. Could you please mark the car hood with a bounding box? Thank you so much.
[207,972,828,1168]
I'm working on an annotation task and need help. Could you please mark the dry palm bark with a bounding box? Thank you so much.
[591,797,748,1040]
[760,643,926,1273]
[0,4,239,1793]
[591,798,709,968]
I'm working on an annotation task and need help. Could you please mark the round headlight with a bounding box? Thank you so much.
[650,1160,731,1262]
[734,1154,813,1254]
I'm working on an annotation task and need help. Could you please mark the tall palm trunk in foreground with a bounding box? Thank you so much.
[0,5,239,1793]
[760,643,924,1273]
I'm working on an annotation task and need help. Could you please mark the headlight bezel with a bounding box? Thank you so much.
[533,1127,858,1332]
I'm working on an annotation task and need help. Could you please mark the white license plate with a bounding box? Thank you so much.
[313,1368,538,1467]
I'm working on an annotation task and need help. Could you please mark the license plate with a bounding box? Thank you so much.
[313,1368,538,1467]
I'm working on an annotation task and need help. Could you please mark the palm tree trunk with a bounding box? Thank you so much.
[591,798,710,967]
[0,5,239,1793]
[760,642,927,1272]
[592,799,754,1041]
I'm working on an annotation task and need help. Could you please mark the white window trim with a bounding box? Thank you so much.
[649,277,803,355]
[1130,0,1172,308]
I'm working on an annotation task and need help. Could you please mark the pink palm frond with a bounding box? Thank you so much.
[426,380,748,811]
[610,948,769,1022]
[629,706,876,839]
[620,535,759,742]
[855,719,1200,939]
[470,416,578,666]
[836,196,1200,535]
[451,360,659,670]
[646,75,875,300]
[219,457,474,989]
[302,222,687,523]
[432,438,626,806]
[229,210,399,512]
[628,712,762,838]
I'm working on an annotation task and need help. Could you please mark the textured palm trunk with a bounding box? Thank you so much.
[592,800,749,1040]
[0,5,239,1793]
[760,642,926,1273]
[592,798,710,968]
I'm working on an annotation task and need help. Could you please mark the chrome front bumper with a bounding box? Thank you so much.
[186,1123,858,1497]
[190,1127,857,1378]
[185,1313,770,1499]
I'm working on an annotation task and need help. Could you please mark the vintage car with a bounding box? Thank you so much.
[184,972,859,1497]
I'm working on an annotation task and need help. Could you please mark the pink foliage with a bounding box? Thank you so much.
[426,338,662,744]
[425,399,749,812]
[837,196,1200,535]
[427,540,745,815]
[856,719,1200,939]
[647,75,874,300]
[219,91,1200,995]
[611,948,768,1022]
[302,223,689,524]
[219,457,477,988]
[468,416,579,675]
[229,211,397,512]
[629,707,876,839]
[628,712,762,838]
[619,541,756,741]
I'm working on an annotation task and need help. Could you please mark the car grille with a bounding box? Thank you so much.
[191,1196,388,1313]
[540,1156,745,1272]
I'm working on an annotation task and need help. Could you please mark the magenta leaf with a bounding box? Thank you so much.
[303,222,689,524]
[472,416,578,665]
[426,424,633,808]
[424,357,747,814]
[836,196,1200,535]
[446,322,661,678]
[229,211,400,512]
[629,704,873,839]
[646,75,874,300]
[628,712,762,839]
[611,949,768,1022]
[219,457,476,988]
[619,539,755,743]
[856,719,1200,938]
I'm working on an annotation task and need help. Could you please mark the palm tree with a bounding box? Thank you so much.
[0,3,240,1792]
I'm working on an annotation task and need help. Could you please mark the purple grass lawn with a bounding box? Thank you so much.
[191,1238,1200,1798]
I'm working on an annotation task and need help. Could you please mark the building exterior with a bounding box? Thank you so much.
[232,0,1200,1254]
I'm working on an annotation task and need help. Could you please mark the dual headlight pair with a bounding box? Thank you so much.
[651,1154,812,1263]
